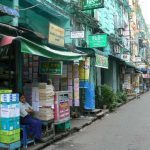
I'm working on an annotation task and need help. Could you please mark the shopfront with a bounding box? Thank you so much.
[0,34,86,146]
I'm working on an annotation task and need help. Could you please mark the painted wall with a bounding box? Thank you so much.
[0,1,71,45]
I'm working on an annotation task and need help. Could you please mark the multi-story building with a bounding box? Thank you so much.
[0,0,150,109]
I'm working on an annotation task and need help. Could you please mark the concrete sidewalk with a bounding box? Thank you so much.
[22,93,139,150]
[23,109,109,150]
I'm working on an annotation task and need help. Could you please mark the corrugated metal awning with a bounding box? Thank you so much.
[0,35,86,61]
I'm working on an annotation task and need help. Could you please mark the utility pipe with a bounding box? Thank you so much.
[12,0,19,26]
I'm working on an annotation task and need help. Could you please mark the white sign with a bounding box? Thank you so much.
[71,31,85,39]
[133,56,141,62]
[121,54,130,62]
[48,23,65,47]
[137,63,146,69]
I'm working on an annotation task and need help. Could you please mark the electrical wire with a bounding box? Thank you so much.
[18,1,65,17]
[19,4,40,11]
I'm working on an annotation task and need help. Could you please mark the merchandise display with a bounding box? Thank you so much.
[0,91,20,144]
[33,83,55,121]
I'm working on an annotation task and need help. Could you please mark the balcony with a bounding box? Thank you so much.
[20,0,70,20]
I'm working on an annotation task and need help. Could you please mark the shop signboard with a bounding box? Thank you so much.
[142,74,150,78]
[82,0,104,10]
[48,23,65,47]
[134,56,141,62]
[121,54,130,62]
[89,34,108,48]
[71,31,85,39]
[40,61,63,75]
[95,54,108,69]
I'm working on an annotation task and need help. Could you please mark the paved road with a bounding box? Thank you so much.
[44,92,150,150]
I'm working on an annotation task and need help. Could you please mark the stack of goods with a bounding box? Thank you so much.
[61,64,68,91]
[23,54,29,82]
[32,84,39,112]
[73,64,80,106]
[0,90,20,144]
[34,83,54,121]
[68,64,73,106]
[32,56,39,82]
[53,76,60,91]
[28,55,33,81]
[23,83,32,105]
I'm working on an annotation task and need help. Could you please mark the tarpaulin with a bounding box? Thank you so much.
[0,5,19,17]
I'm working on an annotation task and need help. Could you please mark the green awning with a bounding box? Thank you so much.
[17,37,85,61]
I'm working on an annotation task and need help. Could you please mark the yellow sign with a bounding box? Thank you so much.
[79,57,90,80]
[48,23,65,47]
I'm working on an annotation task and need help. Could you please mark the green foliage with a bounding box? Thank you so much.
[116,91,127,103]
[100,84,117,111]
[95,84,128,111]
[95,86,101,108]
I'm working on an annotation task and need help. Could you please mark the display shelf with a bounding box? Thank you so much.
[0,74,14,79]
[0,56,15,61]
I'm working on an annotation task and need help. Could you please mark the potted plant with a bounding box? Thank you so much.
[100,84,116,110]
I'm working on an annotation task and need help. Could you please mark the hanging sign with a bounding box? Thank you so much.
[89,34,108,48]
[142,74,150,79]
[121,54,130,62]
[95,54,108,69]
[40,61,63,75]
[71,31,85,39]
[82,0,104,10]
[48,23,65,47]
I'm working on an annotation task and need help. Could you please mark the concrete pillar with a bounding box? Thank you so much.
[113,61,117,92]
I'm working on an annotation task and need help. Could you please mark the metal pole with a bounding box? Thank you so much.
[12,0,19,26]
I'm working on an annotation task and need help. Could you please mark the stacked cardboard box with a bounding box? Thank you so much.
[68,64,73,106]
[23,83,32,105]
[34,83,54,121]
[0,91,20,144]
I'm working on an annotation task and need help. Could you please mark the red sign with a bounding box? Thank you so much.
[54,91,70,124]
[142,74,150,78]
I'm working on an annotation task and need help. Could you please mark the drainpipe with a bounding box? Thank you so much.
[12,0,19,26]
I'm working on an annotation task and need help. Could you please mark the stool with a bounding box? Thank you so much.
[21,125,35,149]
[41,119,55,138]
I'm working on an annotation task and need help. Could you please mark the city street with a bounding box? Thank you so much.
[44,92,150,150]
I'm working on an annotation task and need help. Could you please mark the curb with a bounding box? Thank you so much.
[29,94,143,150]
[32,110,109,150]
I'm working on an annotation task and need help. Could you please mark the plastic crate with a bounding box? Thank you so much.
[55,120,71,132]
[0,129,20,144]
